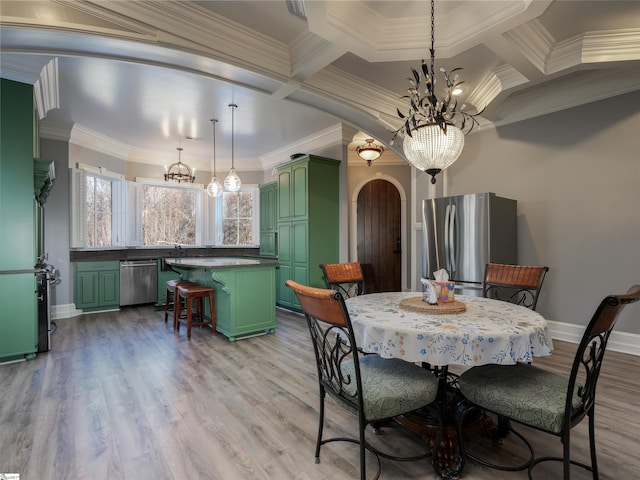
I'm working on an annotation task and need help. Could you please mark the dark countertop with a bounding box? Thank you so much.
[70,247,261,262]
[165,257,279,269]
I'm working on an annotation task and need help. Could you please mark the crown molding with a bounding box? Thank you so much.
[260,123,343,170]
[99,0,291,81]
[504,19,554,75]
[0,58,42,84]
[34,58,60,120]
[289,30,345,81]
[494,66,640,127]
[69,124,131,160]
[39,119,73,142]
[306,0,539,61]
[549,28,640,75]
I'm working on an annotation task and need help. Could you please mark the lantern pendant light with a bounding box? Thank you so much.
[224,103,241,192]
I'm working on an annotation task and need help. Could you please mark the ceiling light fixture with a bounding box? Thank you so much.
[164,147,195,183]
[224,103,241,192]
[356,138,384,166]
[206,118,223,197]
[391,0,482,184]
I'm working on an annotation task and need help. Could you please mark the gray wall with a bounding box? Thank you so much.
[41,139,72,306]
[415,90,640,333]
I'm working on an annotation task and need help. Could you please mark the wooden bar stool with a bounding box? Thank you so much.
[175,283,217,340]
[164,279,197,328]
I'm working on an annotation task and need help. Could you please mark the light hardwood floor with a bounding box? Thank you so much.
[1,306,638,480]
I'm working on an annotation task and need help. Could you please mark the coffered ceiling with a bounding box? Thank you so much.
[1,1,639,172]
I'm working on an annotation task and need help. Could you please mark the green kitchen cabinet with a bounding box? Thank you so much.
[74,261,120,311]
[275,155,340,311]
[259,181,278,257]
[0,79,38,363]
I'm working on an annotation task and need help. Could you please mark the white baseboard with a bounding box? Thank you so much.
[547,320,640,356]
[51,303,83,319]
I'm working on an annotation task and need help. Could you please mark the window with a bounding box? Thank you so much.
[86,175,112,247]
[71,167,125,248]
[142,184,196,246]
[218,189,258,246]
[71,167,258,249]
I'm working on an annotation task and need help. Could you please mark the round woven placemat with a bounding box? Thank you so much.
[398,296,467,314]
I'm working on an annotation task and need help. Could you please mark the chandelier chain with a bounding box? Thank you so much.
[430,0,435,78]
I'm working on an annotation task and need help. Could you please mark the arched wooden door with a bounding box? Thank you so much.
[357,179,401,293]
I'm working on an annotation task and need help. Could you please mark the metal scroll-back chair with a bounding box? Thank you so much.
[457,284,640,479]
[483,263,549,311]
[319,262,365,299]
[285,279,443,480]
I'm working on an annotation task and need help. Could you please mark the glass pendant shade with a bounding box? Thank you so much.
[224,103,241,192]
[206,176,223,197]
[356,138,384,166]
[403,124,465,184]
[224,168,241,191]
[206,118,223,197]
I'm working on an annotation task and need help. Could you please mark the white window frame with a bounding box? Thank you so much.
[71,171,258,249]
[70,165,126,249]
[215,185,259,247]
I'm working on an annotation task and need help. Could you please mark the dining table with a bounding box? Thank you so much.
[345,291,554,478]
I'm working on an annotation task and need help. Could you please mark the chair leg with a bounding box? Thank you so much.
[588,412,599,479]
[164,289,172,323]
[359,420,366,480]
[174,293,181,331]
[186,295,193,340]
[315,389,325,463]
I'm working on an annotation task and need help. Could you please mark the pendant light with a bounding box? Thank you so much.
[356,138,384,166]
[206,118,223,197]
[224,103,241,192]
[391,0,482,184]
[164,147,196,183]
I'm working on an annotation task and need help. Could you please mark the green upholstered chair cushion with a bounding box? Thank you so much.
[340,355,439,422]
[459,363,583,434]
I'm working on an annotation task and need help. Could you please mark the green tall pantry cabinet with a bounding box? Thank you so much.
[275,155,340,311]
[0,79,38,362]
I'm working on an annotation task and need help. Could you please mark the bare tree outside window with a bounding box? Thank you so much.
[143,185,196,245]
[222,191,253,245]
[86,175,112,246]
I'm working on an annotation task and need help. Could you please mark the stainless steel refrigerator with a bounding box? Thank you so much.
[422,192,517,295]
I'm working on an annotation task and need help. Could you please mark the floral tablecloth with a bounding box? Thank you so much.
[345,292,553,366]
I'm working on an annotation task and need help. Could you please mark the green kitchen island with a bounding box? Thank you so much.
[165,257,278,341]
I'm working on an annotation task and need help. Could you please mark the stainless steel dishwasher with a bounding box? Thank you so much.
[120,260,158,306]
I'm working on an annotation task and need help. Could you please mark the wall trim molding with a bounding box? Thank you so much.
[51,303,83,320]
[546,319,639,357]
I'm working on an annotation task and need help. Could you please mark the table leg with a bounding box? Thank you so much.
[393,368,496,479]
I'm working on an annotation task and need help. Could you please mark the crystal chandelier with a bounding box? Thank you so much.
[164,147,195,183]
[206,118,223,197]
[224,103,241,192]
[391,0,482,184]
[356,138,384,166]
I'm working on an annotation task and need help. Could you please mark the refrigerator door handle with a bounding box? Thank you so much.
[449,204,457,273]
[444,204,451,271]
